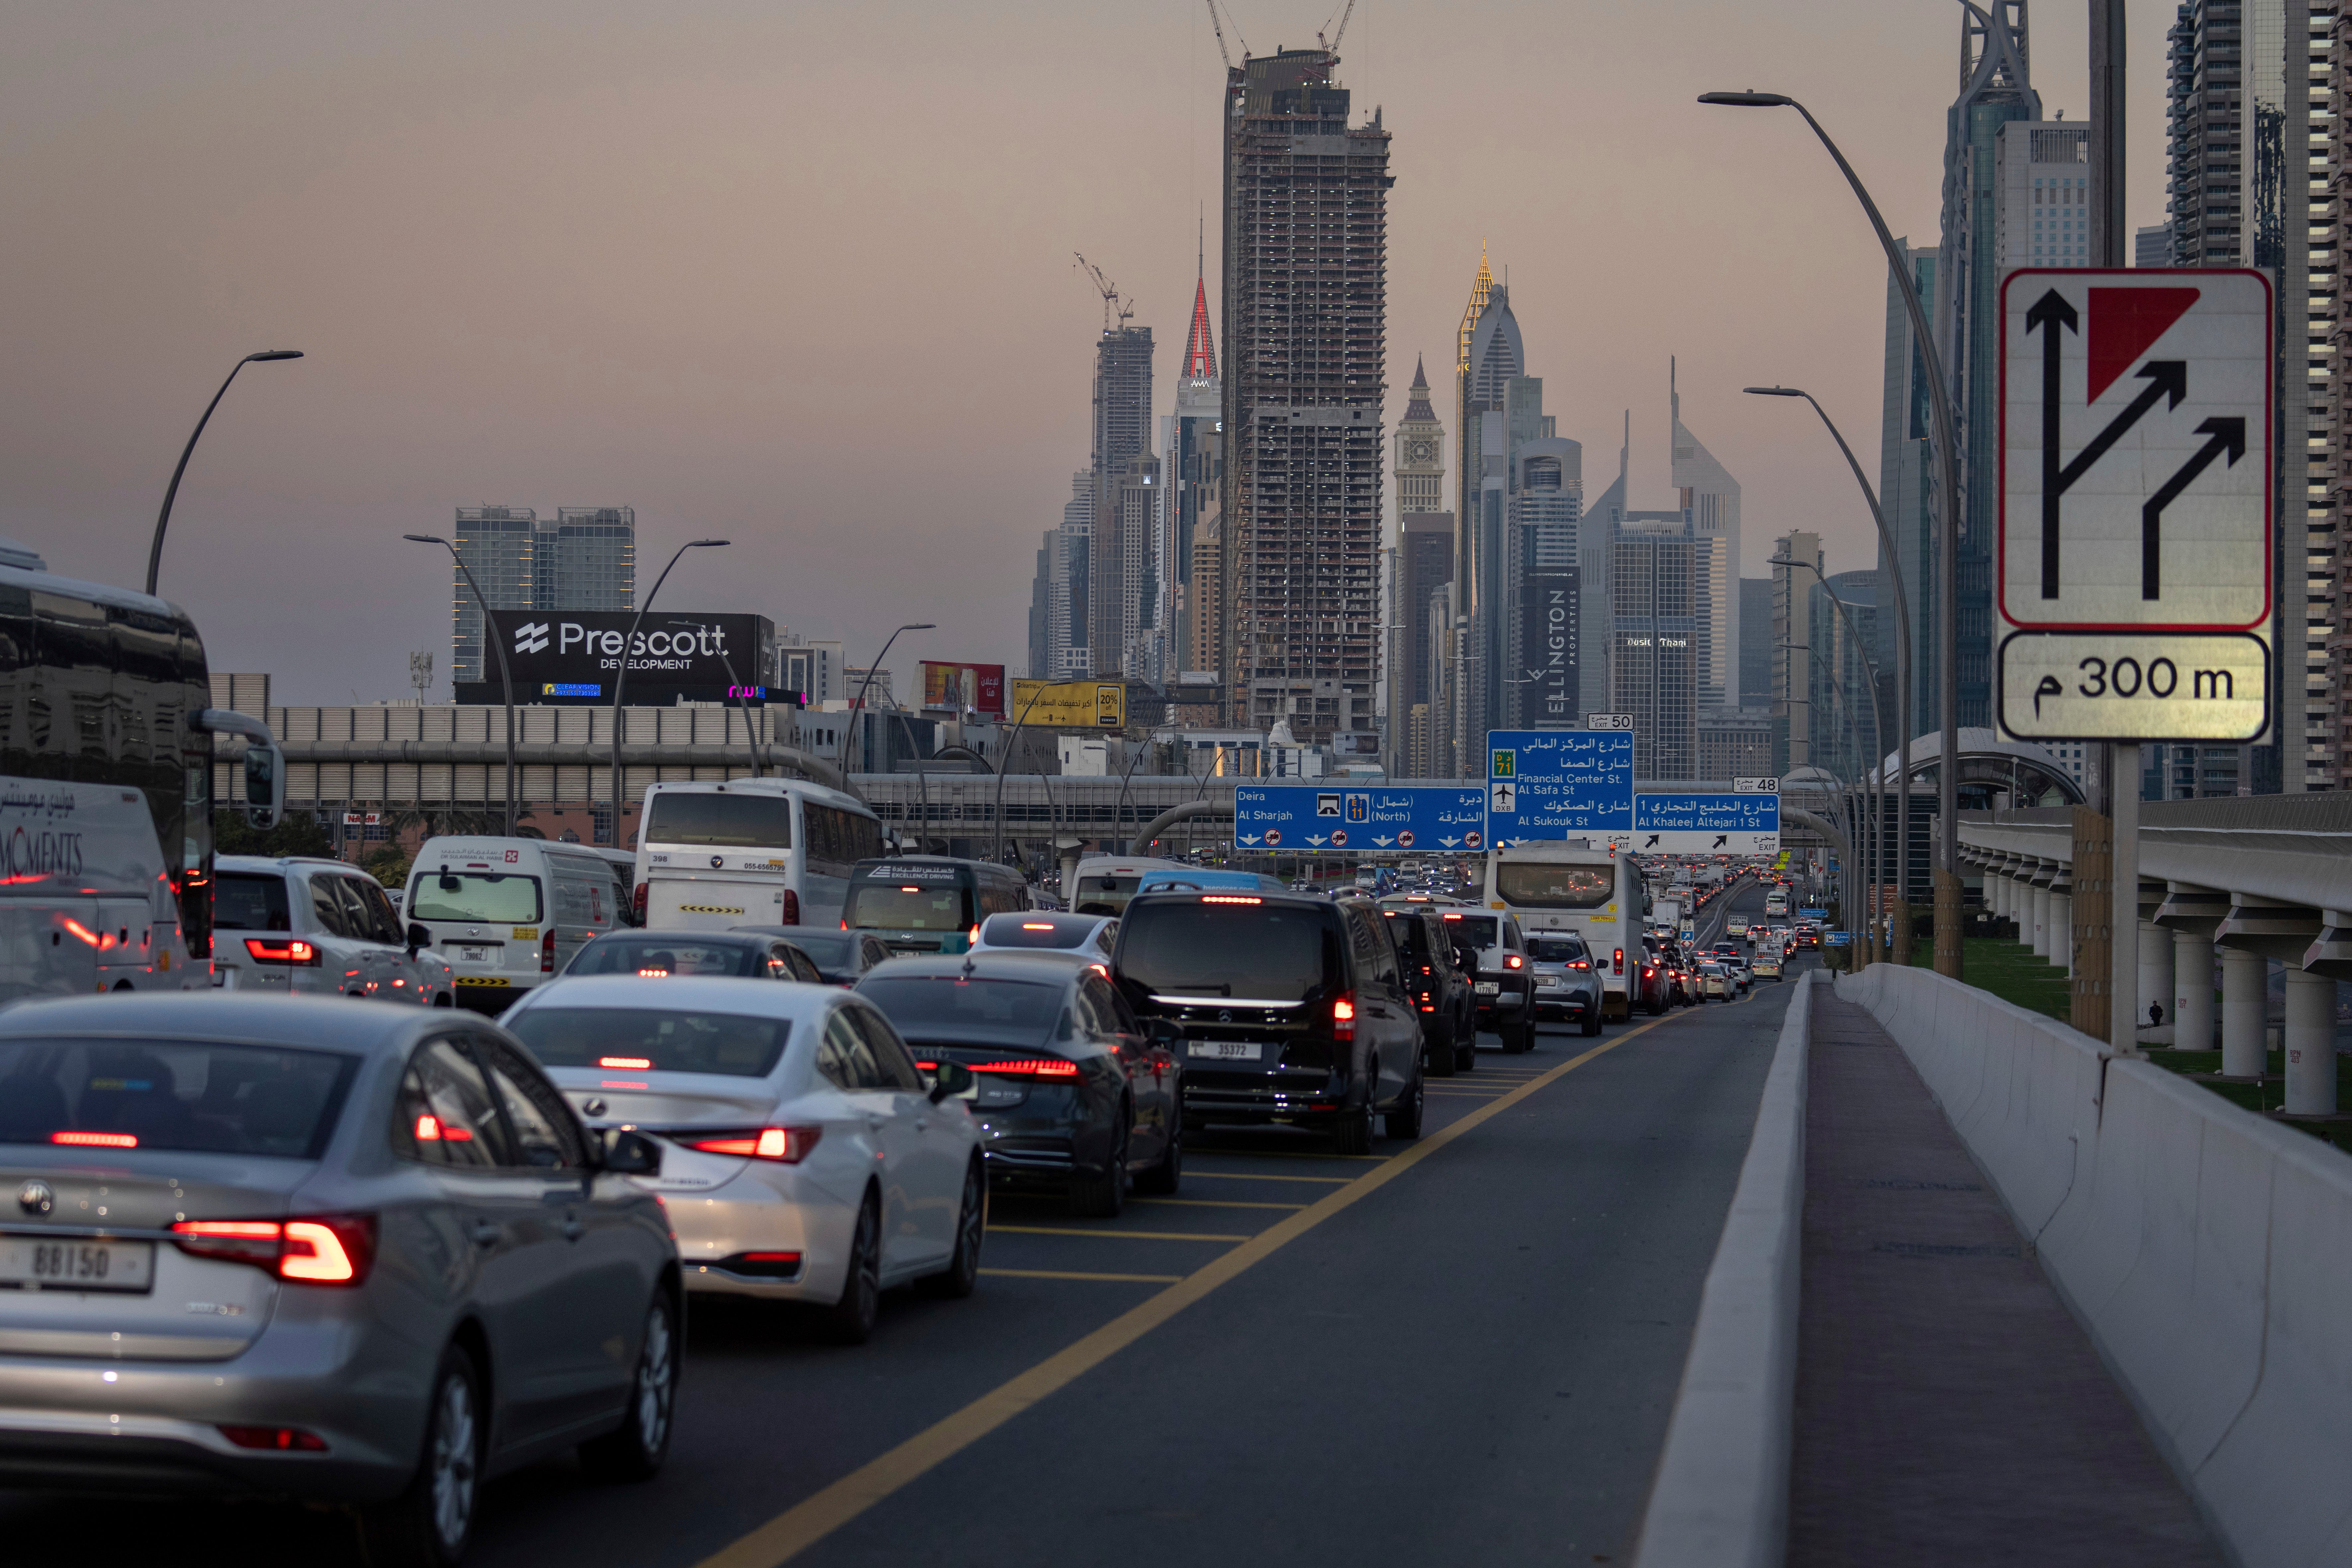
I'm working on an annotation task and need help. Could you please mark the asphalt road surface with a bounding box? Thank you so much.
[2,878,1804,1568]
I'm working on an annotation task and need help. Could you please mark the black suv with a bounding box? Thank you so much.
[1440,910,1537,1054]
[1113,890,1425,1153]
[1379,905,1475,1077]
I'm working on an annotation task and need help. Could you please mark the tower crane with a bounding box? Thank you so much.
[1318,0,1355,53]
[1073,253,1133,332]
[1203,0,1248,70]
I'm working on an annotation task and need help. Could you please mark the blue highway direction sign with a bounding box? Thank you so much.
[1234,785,1488,853]
[1632,792,1782,854]
[1485,731,1635,844]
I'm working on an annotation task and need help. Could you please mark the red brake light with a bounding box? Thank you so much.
[541,927,557,975]
[962,1058,1082,1079]
[244,938,319,966]
[632,882,649,922]
[902,886,922,893]
[1202,895,1262,904]
[969,924,980,945]
[781,888,801,924]
[688,1126,823,1162]
[1614,948,1625,973]
[218,1425,329,1452]
[51,1130,137,1148]
[1022,922,1056,930]
[171,1215,375,1285]
[1332,994,1356,1041]
[1504,954,1523,970]
[598,1056,654,1070]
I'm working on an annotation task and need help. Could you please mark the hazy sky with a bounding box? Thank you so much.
[0,1,2173,705]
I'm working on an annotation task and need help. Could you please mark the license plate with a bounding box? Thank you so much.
[1189,1040,1262,1061]
[459,946,496,964]
[0,1236,155,1294]
[1474,981,1500,994]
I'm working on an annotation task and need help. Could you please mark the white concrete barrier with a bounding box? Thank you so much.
[1632,972,1814,1568]
[1835,964,2352,1567]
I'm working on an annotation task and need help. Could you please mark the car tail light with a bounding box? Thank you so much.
[1332,994,1356,1041]
[632,882,649,923]
[244,938,319,966]
[1504,954,1523,970]
[171,1216,375,1286]
[968,924,980,946]
[218,1425,330,1452]
[781,888,800,925]
[1614,948,1625,973]
[687,1126,824,1162]
[1202,895,1262,904]
[541,928,557,974]
[598,1056,654,1069]
[51,1130,138,1148]
[1570,960,1590,970]
[962,1057,1082,1080]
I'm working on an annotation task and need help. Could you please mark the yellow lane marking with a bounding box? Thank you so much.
[988,1226,1250,1242]
[1181,1171,1351,1185]
[1132,1198,1305,1211]
[1188,1149,1390,1162]
[979,1268,1183,1284]
[690,1007,1678,1568]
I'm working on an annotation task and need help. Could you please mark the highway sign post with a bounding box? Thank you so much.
[1997,269,2274,742]
[1234,785,1487,853]
[1632,792,1781,855]
[1485,731,1635,846]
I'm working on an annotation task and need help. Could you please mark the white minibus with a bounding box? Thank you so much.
[402,835,636,1011]
[633,777,883,933]
[1486,842,1648,1023]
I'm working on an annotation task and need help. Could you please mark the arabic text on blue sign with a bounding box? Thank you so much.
[1799,908,1829,920]
[1633,793,1782,832]
[1232,785,1489,853]
[1484,730,1634,840]
[1824,931,1852,946]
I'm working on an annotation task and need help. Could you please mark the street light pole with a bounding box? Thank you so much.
[836,623,935,779]
[606,539,729,848]
[667,619,762,779]
[405,534,518,837]
[991,682,1056,866]
[148,351,303,596]
[1746,386,1913,962]
[1702,89,1964,979]
[1775,554,1887,967]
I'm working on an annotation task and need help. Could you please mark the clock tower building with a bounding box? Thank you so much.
[1392,356,1454,776]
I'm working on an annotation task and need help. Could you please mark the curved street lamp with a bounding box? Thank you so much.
[1702,87,1964,979]
[1775,553,1887,966]
[836,624,935,778]
[148,351,304,596]
[607,539,729,847]
[405,534,517,836]
[667,617,762,780]
[1747,385,1913,961]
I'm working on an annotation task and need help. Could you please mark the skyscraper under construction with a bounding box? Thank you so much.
[1218,47,1392,743]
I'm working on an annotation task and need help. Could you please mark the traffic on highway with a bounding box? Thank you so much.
[0,823,1809,1567]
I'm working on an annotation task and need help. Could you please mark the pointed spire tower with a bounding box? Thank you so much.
[1404,355,1435,422]
[1184,276,1217,384]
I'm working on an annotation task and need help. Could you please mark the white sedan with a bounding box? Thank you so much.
[503,974,984,1344]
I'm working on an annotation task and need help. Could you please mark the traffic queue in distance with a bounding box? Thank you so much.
[0,776,1787,1563]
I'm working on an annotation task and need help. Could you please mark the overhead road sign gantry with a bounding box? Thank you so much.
[1998,268,2273,741]
[1485,730,1634,846]
[1234,784,1487,852]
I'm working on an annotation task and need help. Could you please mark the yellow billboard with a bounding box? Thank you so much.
[1010,679,1126,729]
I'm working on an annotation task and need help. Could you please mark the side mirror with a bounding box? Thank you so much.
[243,740,285,830]
[926,1059,974,1104]
[600,1128,663,1176]
[406,922,432,954]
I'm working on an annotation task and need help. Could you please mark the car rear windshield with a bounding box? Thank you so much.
[213,873,292,931]
[1116,902,1336,1003]
[508,1009,790,1078]
[846,881,969,932]
[0,1040,354,1158]
[567,937,766,978]
[1379,913,1433,960]
[858,977,1063,1037]
[411,872,543,924]
[753,931,854,966]
[1495,863,1615,908]
[979,914,1095,949]
[1528,936,1590,963]
[644,792,793,848]
[1441,914,1500,947]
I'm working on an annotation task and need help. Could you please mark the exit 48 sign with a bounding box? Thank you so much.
[1997,269,2272,742]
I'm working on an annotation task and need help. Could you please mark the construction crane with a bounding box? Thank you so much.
[1203,0,1247,70]
[1073,252,1133,333]
[1318,0,1355,54]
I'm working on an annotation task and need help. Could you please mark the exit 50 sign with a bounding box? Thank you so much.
[1997,269,2272,742]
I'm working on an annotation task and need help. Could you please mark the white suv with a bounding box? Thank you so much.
[210,856,456,1005]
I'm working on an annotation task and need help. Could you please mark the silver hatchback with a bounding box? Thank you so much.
[0,993,679,1565]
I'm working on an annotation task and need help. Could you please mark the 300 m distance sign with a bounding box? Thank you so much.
[1997,269,2272,741]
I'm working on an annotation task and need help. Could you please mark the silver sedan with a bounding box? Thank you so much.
[0,993,680,1566]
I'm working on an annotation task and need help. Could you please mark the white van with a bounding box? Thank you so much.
[401,836,635,1012]
[1486,842,1648,1023]
[633,778,883,933]
[1067,855,1188,916]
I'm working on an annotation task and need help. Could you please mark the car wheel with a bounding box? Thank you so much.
[1331,1074,1375,1156]
[1424,1032,1456,1079]
[918,1160,986,1297]
[358,1344,481,1568]
[1134,1105,1183,1196]
[579,1292,677,1482]
[823,1191,882,1344]
[1069,1110,1128,1218]
[1503,1009,1534,1054]
[1384,1067,1424,1140]
[1583,1004,1604,1037]
[432,993,454,1008]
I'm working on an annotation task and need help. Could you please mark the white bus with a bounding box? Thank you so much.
[0,543,276,1001]
[632,777,883,932]
[1486,842,1648,1023]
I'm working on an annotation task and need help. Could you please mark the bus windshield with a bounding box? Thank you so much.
[1495,863,1615,909]
[846,881,970,931]
[643,792,794,848]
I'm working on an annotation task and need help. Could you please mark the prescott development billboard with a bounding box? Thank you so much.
[455,612,776,706]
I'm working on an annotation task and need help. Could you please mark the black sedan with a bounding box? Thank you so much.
[730,926,895,986]
[856,953,1181,1217]
[562,929,825,983]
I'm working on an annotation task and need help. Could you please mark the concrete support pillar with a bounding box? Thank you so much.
[2284,971,2336,1117]
[2033,881,2054,961]
[2053,891,2074,976]
[2138,921,2173,1040]
[2173,930,2216,1053]
[2221,947,2268,1080]
[1995,871,2012,922]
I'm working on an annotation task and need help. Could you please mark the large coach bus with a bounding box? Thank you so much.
[1486,841,1649,1023]
[632,777,885,932]
[0,541,229,998]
